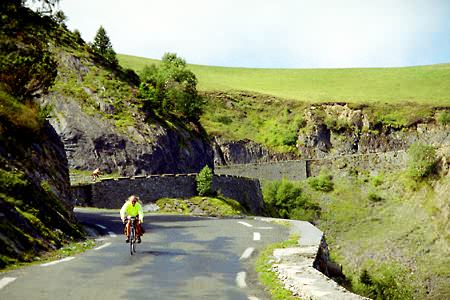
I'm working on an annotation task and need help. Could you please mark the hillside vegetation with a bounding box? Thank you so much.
[119,54,450,106]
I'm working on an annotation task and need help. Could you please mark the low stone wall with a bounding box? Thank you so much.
[215,151,407,181]
[307,150,407,177]
[215,160,308,181]
[71,174,264,214]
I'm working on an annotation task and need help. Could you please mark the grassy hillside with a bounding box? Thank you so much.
[118,54,450,106]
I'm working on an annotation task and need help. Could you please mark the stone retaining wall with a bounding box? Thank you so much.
[215,151,407,181]
[71,174,265,214]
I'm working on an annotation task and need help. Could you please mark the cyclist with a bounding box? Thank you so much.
[120,195,144,243]
[91,168,102,182]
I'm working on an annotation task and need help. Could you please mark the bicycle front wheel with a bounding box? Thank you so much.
[130,227,135,255]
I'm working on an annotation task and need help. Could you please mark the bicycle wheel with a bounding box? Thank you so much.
[130,227,135,255]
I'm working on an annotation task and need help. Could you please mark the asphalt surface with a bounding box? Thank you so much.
[1,208,290,300]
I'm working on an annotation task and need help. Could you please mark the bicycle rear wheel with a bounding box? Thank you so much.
[130,227,135,255]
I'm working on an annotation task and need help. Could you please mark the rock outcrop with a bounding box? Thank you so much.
[0,121,84,267]
[42,52,214,176]
[213,103,449,165]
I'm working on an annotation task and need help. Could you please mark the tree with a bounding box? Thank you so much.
[91,26,118,66]
[138,53,205,121]
[196,165,213,196]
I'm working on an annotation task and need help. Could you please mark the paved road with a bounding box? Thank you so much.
[1,208,290,300]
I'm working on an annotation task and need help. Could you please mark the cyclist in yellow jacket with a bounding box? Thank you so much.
[120,195,144,243]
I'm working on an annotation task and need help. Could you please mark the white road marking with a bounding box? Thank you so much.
[255,226,272,230]
[236,272,247,288]
[238,221,253,227]
[40,256,75,267]
[240,247,255,260]
[253,232,261,241]
[94,242,111,251]
[248,297,260,300]
[108,232,117,237]
[95,224,107,229]
[0,277,16,289]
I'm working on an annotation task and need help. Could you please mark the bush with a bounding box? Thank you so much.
[437,111,450,125]
[355,263,414,300]
[368,191,383,202]
[196,165,213,196]
[138,53,205,121]
[307,173,334,192]
[406,143,437,179]
[263,179,320,221]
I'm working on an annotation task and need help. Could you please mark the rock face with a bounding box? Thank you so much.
[298,104,449,159]
[0,121,84,266]
[213,104,449,164]
[42,53,214,176]
[213,137,298,165]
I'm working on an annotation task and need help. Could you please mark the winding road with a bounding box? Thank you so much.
[1,208,290,300]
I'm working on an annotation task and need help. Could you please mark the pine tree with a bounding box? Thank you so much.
[92,26,118,66]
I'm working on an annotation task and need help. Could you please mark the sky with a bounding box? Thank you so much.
[52,0,450,69]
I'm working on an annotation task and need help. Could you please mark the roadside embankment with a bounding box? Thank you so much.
[256,217,369,300]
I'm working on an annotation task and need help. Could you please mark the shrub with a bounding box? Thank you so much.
[307,173,334,192]
[368,191,383,202]
[355,263,414,300]
[263,179,320,221]
[437,111,450,125]
[196,165,213,196]
[371,174,383,187]
[406,143,437,179]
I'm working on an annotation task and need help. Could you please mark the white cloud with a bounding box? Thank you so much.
[57,0,450,68]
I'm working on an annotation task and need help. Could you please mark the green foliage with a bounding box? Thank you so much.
[259,112,304,151]
[263,179,320,221]
[255,236,299,300]
[354,262,414,300]
[371,174,384,187]
[307,173,334,192]
[91,26,118,66]
[406,143,437,179]
[0,168,28,194]
[437,110,450,125]
[0,1,58,101]
[367,191,383,202]
[196,165,213,196]
[155,196,245,216]
[138,53,205,121]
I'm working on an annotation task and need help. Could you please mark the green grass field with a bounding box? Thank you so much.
[118,54,450,106]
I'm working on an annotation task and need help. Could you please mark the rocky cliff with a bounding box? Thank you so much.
[212,102,449,165]
[42,50,214,176]
[0,120,84,267]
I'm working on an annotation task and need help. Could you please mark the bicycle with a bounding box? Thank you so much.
[126,217,138,255]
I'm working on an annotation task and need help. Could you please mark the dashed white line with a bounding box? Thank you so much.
[40,256,75,267]
[240,247,255,260]
[95,224,107,229]
[253,232,261,241]
[0,277,16,289]
[94,242,111,251]
[255,226,272,230]
[108,231,117,237]
[236,271,247,288]
[238,221,253,227]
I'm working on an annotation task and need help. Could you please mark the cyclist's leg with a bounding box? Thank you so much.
[125,219,131,241]
[135,219,141,236]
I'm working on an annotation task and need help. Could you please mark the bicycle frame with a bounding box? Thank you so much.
[128,217,137,255]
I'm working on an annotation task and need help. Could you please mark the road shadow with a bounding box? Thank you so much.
[140,249,187,257]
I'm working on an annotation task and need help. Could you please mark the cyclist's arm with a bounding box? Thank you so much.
[120,202,129,222]
[138,203,144,222]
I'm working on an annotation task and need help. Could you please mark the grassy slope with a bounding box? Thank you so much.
[118,54,450,106]
[301,172,450,299]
